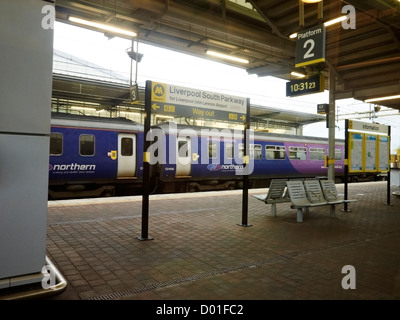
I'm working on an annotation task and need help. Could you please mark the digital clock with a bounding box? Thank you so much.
[286,74,325,97]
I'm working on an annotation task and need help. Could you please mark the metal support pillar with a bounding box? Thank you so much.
[239,98,252,227]
[328,69,336,181]
[318,1,323,19]
[138,80,153,241]
[299,0,304,26]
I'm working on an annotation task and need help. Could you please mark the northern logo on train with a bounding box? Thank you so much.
[49,163,96,172]
[207,163,221,172]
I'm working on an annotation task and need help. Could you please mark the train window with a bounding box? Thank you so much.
[50,133,63,156]
[335,149,342,160]
[225,143,234,159]
[208,141,218,159]
[237,144,262,160]
[265,145,286,160]
[121,137,133,156]
[178,140,188,157]
[309,148,326,160]
[79,134,95,156]
[238,144,244,159]
[250,144,262,160]
[238,143,250,159]
[289,146,306,160]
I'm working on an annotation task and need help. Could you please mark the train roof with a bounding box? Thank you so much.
[153,122,344,144]
[51,112,144,132]
[50,116,344,145]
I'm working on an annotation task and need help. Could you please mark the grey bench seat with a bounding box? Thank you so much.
[286,180,329,222]
[252,179,290,216]
[319,180,358,204]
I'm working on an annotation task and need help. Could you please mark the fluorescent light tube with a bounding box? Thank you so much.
[68,16,137,38]
[365,95,400,103]
[206,50,249,64]
[291,71,306,78]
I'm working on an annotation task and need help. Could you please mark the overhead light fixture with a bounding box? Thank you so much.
[121,111,142,116]
[301,0,322,3]
[68,16,137,38]
[289,15,347,39]
[71,106,96,112]
[323,15,347,27]
[206,50,249,64]
[155,115,174,119]
[364,94,400,103]
[206,39,239,50]
[290,71,306,78]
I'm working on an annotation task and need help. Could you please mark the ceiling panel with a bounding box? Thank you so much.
[53,0,400,111]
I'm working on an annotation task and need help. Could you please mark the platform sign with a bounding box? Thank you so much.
[130,84,139,104]
[140,80,251,240]
[348,120,389,135]
[295,24,326,68]
[317,103,329,114]
[150,82,247,123]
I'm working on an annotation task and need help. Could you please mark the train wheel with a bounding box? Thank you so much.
[188,183,199,192]
[102,186,115,197]
[225,182,236,190]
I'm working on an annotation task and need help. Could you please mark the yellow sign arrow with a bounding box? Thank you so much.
[152,103,160,111]
[240,115,246,121]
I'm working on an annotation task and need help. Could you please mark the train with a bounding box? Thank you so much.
[48,112,382,199]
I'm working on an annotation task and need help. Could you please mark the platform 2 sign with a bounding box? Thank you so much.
[295,24,326,68]
[150,82,247,123]
[286,74,324,97]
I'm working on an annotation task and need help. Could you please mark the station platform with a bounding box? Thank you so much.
[33,181,400,302]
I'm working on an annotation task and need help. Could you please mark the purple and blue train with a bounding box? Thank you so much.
[48,113,378,199]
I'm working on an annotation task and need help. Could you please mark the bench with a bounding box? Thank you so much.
[319,180,358,205]
[252,179,290,217]
[286,180,329,222]
[286,179,358,222]
[304,179,344,219]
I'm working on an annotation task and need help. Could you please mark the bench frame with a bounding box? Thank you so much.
[319,180,358,205]
[286,180,328,222]
[252,179,290,216]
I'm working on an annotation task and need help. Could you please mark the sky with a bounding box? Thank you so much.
[53,21,399,152]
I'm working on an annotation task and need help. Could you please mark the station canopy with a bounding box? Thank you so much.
[52,49,325,130]
[54,0,400,111]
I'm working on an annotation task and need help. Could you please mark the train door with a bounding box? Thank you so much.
[175,136,191,177]
[117,133,136,178]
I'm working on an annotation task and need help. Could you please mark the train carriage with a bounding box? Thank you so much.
[47,114,380,199]
[48,113,144,198]
[151,122,345,192]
